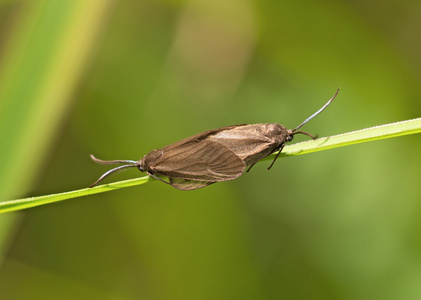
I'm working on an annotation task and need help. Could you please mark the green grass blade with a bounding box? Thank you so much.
[274,117,421,158]
[0,117,420,213]
[0,177,154,214]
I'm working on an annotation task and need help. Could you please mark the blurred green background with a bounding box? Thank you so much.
[1,0,420,299]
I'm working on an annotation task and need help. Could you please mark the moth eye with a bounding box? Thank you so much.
[286,136,293,142]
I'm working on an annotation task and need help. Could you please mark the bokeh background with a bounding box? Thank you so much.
[1,0,420,299]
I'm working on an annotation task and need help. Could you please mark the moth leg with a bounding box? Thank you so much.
[147,172,172,186]
[246,163,257,173]
[267,144,285,170]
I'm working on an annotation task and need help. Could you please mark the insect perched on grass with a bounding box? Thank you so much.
[90,89,339,190]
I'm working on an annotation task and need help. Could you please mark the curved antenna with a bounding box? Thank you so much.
[89,154,138,187]
[90,154,137,165]
[89,164,138,187]
[292,88,339,132]
[292,131,316,139]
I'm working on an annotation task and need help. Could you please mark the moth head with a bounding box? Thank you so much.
[137,159,145,172]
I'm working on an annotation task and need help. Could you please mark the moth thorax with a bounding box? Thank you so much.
[263,123,290,143]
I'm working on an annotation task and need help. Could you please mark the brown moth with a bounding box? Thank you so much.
[89,89,339,190]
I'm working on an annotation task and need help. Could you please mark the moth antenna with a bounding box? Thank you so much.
[89,164,138,188]
[292,88,339,132]
[89,155,138,187]
[90,154,137,165]
[292,131,317,140]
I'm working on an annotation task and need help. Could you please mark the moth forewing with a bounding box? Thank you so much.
[207,123,289,166]
[140,140,246,182]
[150,124,246,151]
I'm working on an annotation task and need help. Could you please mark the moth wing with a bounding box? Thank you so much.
[157,124,248,151]
[150,140,246,182]
[168,178,215,191]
